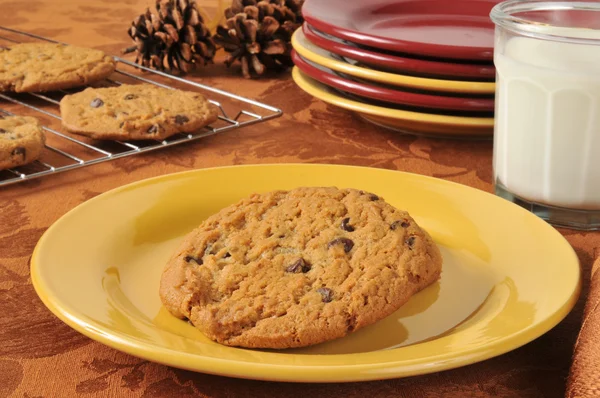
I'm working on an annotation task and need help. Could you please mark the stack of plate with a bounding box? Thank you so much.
[292,0,501,138]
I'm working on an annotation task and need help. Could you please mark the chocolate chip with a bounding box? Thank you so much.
[406,236,416,249]
[328,237,354,253]
[359,190,379,201]
[223,252,231,258]
[174,115,189,125]
[340,217,355,232]
[184,255,203,265]
[286,258,311,273]
[391,220,410,230]
[119,122,125,128]
[124,94,138,100]
[0,128,6,134]
[11,147,25,158]
[317,287,334,303]
[147,124,161,134]
[90,98,104,108]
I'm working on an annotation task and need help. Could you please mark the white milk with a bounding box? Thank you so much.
[494,34,600,210]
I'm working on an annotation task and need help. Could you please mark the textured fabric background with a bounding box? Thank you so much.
[567,255,600,398]
[0,1,599,397]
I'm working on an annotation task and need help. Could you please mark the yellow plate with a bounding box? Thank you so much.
[359,114,493,138]
[293,67,495,133]
[31,164,580,383]
[292,29,496,94]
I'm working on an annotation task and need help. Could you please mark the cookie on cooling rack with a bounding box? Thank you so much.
[59,84,220,141]
[0,115,45,170]
[0,43,115,93]
[159,187,443,349]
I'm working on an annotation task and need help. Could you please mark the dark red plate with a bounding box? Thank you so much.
[302,24,495,80]
[291,51,494,112]
[303,0,502,61]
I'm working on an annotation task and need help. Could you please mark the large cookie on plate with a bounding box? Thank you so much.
[0,115,45,170]
[59,84,219,141]
[159,187,443,349]
[0,43,115,92]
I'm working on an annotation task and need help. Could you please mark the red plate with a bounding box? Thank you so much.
[302,24,495,80]
[303,0,502,61]
[291,51,494,112]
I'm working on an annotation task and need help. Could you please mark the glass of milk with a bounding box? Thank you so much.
[491,0,600,230]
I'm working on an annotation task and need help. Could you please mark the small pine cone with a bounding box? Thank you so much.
[213,0,304,78]
[124,0,217,72]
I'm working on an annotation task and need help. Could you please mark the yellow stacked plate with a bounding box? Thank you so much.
[292,68,495,137]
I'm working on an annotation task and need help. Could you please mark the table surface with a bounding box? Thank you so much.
[1,1,598,397]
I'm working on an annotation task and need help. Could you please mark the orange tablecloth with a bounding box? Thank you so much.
[1,1,599,397]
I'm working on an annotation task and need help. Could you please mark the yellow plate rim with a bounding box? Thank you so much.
[31,164,581,383]
[359,114,493,138]
[292,29,496,94]
[293,68,495,127]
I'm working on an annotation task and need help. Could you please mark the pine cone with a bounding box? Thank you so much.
[124,0,217,72]
[213,0,305,78]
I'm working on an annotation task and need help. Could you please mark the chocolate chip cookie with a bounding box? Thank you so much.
[0,115,45,170]
[159,187,443,349]
[0,43,115,93]
[59,84,219,140]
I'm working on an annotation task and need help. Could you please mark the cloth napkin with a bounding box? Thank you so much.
[567,255,600,397]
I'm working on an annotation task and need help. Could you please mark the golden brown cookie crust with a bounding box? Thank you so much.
[0,43,115,93]
[59,84,220,140]
[159,187,443,349]
[0,115,45,170]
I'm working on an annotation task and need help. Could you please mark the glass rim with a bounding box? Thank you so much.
[490,0,600,45]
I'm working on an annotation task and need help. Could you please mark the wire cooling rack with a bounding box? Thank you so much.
[0,26,282,188]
